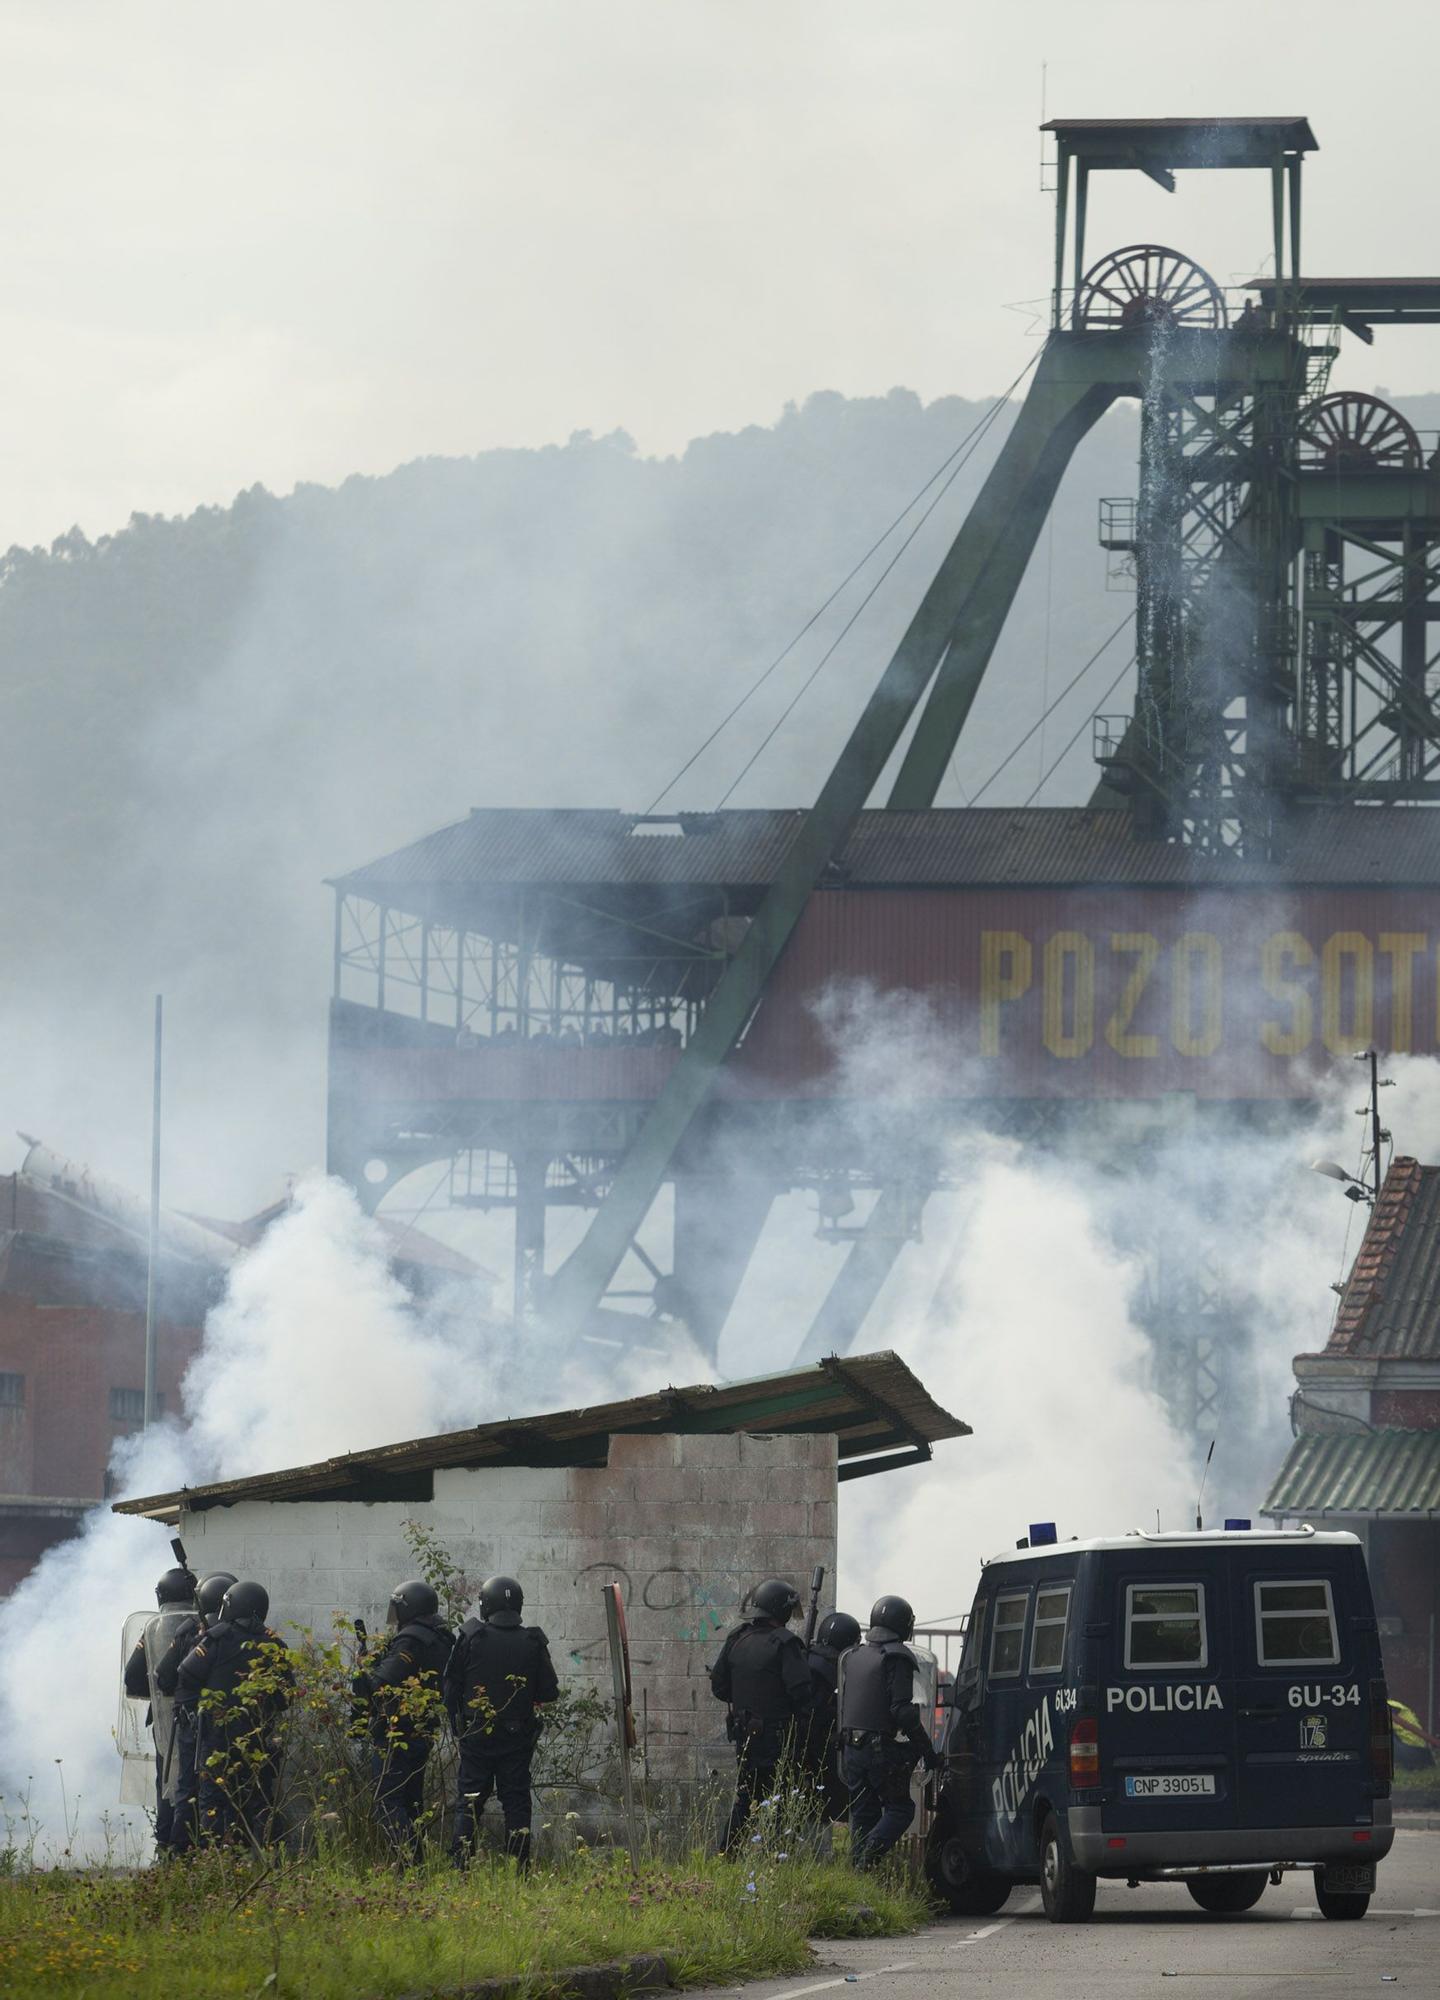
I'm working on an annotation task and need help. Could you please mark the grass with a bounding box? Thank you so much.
[0,1846,930,1998]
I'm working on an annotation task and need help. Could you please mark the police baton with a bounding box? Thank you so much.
[802,1564,825,1648]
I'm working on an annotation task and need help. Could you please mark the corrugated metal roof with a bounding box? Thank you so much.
[331,807,1440,905]
[112,1350,969,1521]
[1262,1429,1440,1518]
[1327,1160,1440,1361]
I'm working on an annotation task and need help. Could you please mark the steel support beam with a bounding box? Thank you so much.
[790,1181,928,1369]
[541,332,1300,1340]
[512,1152,548,1324]
[668,1169,778,1362]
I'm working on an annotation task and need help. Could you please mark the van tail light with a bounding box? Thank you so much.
[1069,1714,1100,1789]
[1369,1679,1393,1792]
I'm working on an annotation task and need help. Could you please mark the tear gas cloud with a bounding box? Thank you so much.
[0,1023,1429,1858]
[0,1176,663,1859]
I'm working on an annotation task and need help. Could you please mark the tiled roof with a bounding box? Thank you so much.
[1263,1428,1440,1518]
[1327,1159,1440,1360]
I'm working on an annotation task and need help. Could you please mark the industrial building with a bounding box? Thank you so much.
[323,114,1440,1461]
[1265,1157,1440,1735]
[115,1352,966,1792]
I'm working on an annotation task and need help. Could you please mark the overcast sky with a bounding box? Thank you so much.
[3,0,1438,550]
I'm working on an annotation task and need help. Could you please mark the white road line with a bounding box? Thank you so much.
[1292,1907,1438,1919]
[947,1892,1044,1947]
[722,1895,1044,1996]
[755,1960,919,1998]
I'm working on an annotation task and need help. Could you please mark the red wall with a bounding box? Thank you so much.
[740,886,1440,1099]
[0,1295,199,1500]
[1372,1390,1440,1430]
[334,885,1440,1107]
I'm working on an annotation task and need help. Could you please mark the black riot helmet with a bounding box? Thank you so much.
[751,1578,802,1623]
[156,1566,195,1606]
[816,1610,862,1653]
[219,1581,270,1631]
[196,1571,238,1620]
[869,1594,915,1642]
[479,1575,523,1626]
[388,1578,440,1626]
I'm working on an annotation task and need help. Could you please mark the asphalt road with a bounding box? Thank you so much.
[692,1826,1440,2000]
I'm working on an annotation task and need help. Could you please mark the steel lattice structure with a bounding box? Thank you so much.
[328,116,1440,1441]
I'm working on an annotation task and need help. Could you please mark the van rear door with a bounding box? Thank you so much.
[1231,1549,1376,1830]
[1100,1558,1236,1840]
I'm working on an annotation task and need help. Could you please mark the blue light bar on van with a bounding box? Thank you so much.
[1029,1521,1058,1546]
[1224,1518,1252,1531]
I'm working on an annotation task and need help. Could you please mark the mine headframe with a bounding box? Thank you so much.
[540,112,1433,1342]
[1039,124,1440,846]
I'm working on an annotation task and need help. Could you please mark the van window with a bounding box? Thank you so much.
[961,1600,985,1673]
[1029,1586,1071,1675]
[989,1592,1028,1678]
[1124,1582,1208,1670]
[1254,1578,1339,1667]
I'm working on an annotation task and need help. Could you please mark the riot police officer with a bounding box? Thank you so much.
[801,1609,861,1828]
[444,1574,558,1868]
[837,1593,939,1870]
[176,1580,292,1848]
[709,1577,815,1852]
[146,1570,237,1855]
[121,1565,195,1853]
[352,1578,455,1861]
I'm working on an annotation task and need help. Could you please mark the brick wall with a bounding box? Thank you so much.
[170,1428,838,1793]
[0,1296,198,1500]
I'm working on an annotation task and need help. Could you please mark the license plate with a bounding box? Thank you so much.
[1124,1774,1216,1798]
[1322,1862,1375,1894]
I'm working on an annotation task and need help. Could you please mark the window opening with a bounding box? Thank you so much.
[1124,1582,1208,1670]
[1029,1585,1072,1675]
[0,1372,23,1407]
[989,1591,1029,1678]
[1255,1578,1340,1667]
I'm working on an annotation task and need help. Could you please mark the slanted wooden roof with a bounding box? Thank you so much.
[112,1350,969,1521]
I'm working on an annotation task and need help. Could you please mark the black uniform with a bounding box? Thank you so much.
[353,1615,454,1860]
[709,1616,815,1851]
[837,1629,937,1869]
[799,1636,849,1824]
[444,1614,559,1864]
[175,1621,293,1847]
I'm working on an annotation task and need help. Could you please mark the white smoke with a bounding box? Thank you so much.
[0,1173,671,1860]
[842,1144,1199,1618]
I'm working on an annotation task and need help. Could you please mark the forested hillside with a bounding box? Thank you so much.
[2,384,1433,1209]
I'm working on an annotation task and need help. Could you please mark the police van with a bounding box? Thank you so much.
[925,1525,1394,1924]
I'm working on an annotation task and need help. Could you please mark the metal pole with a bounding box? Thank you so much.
[143,995,163,1429]
[1369,1049,1383,1201]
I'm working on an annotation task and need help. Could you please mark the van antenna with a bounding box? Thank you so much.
[1195,1439,1216,1531]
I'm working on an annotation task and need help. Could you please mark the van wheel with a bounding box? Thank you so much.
[1314,1870,1370,1921]
[1039,1812,1096,1923]
[924,1831,1011,1915]
[1186,1873,1267,1914]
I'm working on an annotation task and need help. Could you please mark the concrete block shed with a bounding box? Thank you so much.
[115,1352,966,1791]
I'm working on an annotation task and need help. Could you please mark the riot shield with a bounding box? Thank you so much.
[144,1608,194,1804]
[906,1642,940,1870]
[117,1610,154,1806]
